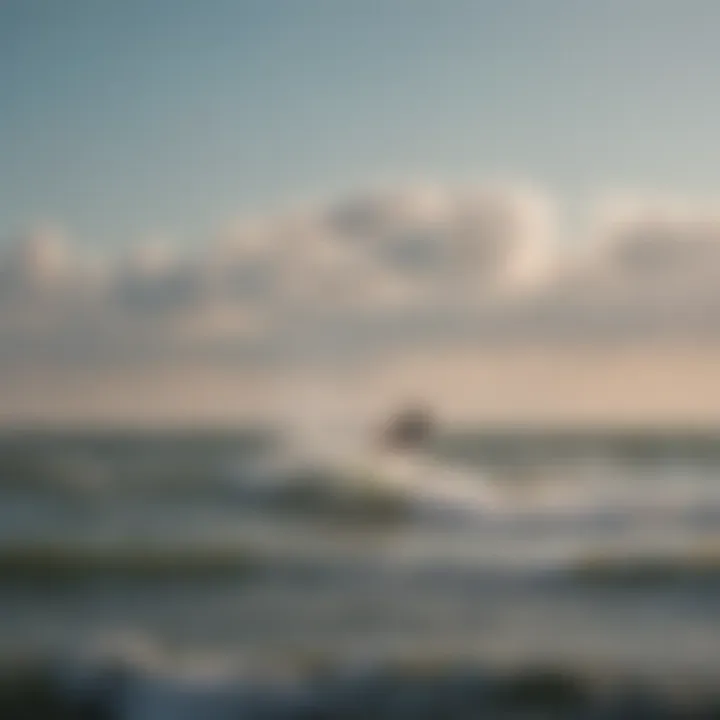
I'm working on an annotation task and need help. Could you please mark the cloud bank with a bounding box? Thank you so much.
[5,182,720,422]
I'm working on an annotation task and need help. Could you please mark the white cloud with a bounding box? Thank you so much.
[324,182,556,298]
[6,183,720,386]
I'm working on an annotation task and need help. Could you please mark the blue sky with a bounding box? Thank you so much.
[3,0,720,247]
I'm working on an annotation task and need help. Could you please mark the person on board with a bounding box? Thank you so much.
[380,402,435,451]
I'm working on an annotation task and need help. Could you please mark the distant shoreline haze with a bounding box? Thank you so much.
[3,342,720,428]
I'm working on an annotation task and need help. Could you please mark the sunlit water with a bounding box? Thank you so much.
[2,425,720,692]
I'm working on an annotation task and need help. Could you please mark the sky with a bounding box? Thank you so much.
[4,0,720,424]
[4,0,720,247]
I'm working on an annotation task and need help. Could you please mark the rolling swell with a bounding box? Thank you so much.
[3,652,720,719]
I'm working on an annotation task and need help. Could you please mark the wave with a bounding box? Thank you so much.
[223,450,515,529]
[565,544,720,587]
[0,542,263,581]
[4,645,720,720]
[3,427,719,519]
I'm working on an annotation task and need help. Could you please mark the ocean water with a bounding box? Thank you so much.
[3,425,720,717]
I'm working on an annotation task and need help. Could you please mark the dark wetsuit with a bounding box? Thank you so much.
[382,406,434,451]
